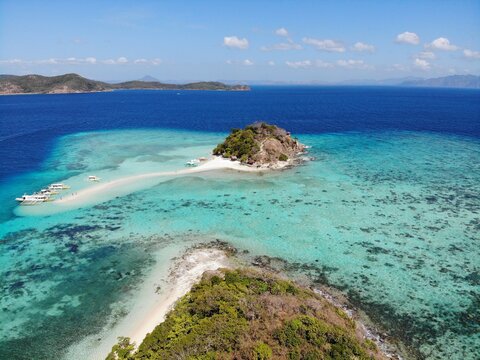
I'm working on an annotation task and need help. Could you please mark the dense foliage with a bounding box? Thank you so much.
[107,269,381,360]
[213,128,259,162]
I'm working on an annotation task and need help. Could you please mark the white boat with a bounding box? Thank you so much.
[186,159,200,167]
[15,193,49,205]
[48,183,70,191]
[88,175,101,182]
[39,188,54,196]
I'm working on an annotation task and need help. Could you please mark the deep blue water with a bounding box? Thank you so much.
[1,86,479,182]
[1,86,480,360]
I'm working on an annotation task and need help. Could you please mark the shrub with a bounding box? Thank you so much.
[253,342,273,360]
[210,275,222,285]
[106,337,135,360]
[212,128,258,160]
[279,153,288,161]
[114,269,375,360]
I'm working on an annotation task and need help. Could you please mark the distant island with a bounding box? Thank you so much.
[400,74,480,89]
[0,73,250,95]
[213,122,306,167]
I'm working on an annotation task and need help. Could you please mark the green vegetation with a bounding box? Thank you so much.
[105,337,135,360]
[213,128,259,162]
[213,122,298,164]
[0,73,250,94]
[0,73,108,94]
[107,269,381,360]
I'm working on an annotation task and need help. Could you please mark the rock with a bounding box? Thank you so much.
[212,122,306,168]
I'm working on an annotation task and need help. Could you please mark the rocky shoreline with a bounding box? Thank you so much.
[108,240,393,360]
[197,240,405,360]
[213,122,307,168]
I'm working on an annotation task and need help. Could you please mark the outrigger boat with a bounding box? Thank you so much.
[15,193,50,205]
[39,188,54,196]
[48,183,70,190]
[88,175,101,182]
[15,182,69,205]
[186,159,200,167]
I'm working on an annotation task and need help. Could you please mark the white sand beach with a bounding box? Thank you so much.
[16,157,272,216]
[56,157,263,204]
[64,247,231,360]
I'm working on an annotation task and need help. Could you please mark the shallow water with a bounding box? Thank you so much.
[1,127,479,359]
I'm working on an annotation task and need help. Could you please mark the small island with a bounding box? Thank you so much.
[0,73,250,95]
[213,122,306,168]
[107,268,383,360]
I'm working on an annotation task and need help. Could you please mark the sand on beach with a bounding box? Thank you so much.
[63,247,231,360]
[15,157,272,217]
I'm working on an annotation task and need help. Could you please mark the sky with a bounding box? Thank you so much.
[1,0,479,83]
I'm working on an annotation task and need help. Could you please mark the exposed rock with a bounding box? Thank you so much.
[213,122,306,168]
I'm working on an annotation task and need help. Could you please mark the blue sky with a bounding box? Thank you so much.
[1,0,479,82]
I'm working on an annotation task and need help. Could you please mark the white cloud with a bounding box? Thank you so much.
[352,42,375,52]
[414,58,431,70]
[85,57,97,64]
[133,58,161,65]
[302,37,345,52]
[315,60,334,68]
[0,57,161,66]
[223,36,249,49]
[268,60,275,66]
[225,59,254,66]
[427,37,457,51]
[261,40,302,51]
[102,57,129,64]
[275,27,289,37]
[286,59,369,69]
[38,58,58,65]
[286,60,312,69]
[418,51,435,60]
[336,59,370,69]
[0,58,24,64]
[464,49,480,59]
[133,58,162,65]
[395,32,420,45]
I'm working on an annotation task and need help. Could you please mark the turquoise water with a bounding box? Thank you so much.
[1,129,479,359]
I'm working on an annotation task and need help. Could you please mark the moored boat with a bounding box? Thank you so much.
[15,193,49,205]
[48,183,70,190]
[186,159,200,167]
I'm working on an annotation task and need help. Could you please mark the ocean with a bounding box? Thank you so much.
[0,86,479,359]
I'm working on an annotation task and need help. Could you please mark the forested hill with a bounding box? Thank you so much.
[0,73,250,94]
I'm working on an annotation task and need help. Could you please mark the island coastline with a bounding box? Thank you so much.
[80,242,403,360]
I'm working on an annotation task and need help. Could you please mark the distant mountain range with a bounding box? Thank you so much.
[1,73,478,94]
[222,75,480,88]
[137,75,160,82]
[0,73,250,95]
[400,75,480,88]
